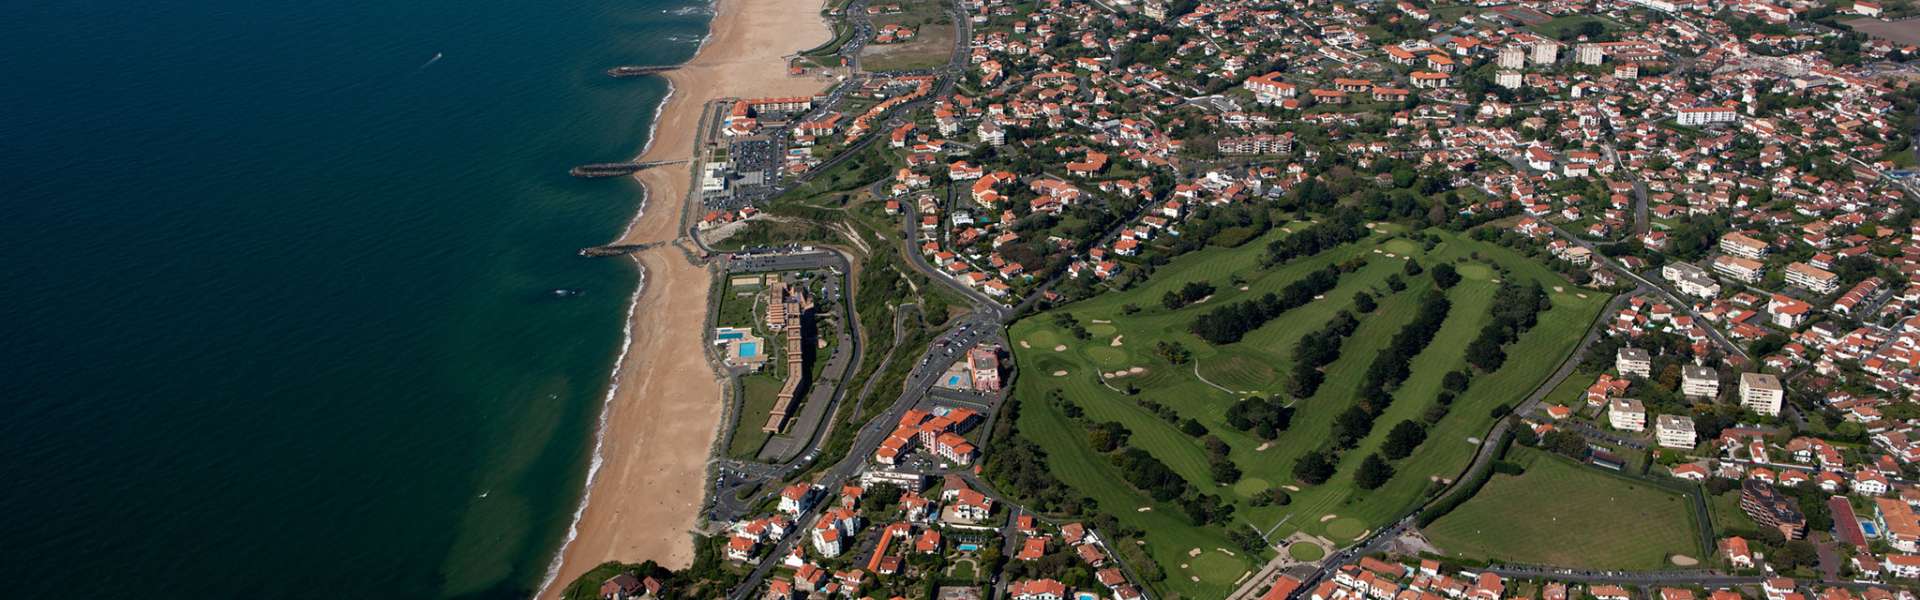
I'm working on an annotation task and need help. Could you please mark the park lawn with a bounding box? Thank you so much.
[1424,447,1700,570]
[1006,226,1609,594]
[1709,490,1762,537]
[728,374,785,459]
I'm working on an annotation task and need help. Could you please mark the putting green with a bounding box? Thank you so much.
[1087,323,1118,336]
[1325,517,1367,540]
[1083,346,1130,368]
[1381,239,1419,255]
[1187,551,1248,584]
[1456,263,1495,280]
[1232,478,1271,498]
[1026,328,1061,349]
[1289,542,1327,561]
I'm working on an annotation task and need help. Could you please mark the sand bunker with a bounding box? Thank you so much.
[1110,335,1124,347]
[1053,345,1067,352]
[1189,548,1203,557]
[1052,370,1068,377]
[1020,341,1030,348]
[1091,319,1111,324]
[1670,555,1699,566]
[1553,286,1565,292]
[1137,507,1152,512]
[1256,441,1273,451]
[1282,485,1300,492]
[1319,514,1339,522]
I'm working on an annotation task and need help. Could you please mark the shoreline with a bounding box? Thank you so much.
[535,0,834,595]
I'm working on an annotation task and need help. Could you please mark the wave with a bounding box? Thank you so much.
[665,4,715,16]
[532,261,646,599]
[531,66,676,599]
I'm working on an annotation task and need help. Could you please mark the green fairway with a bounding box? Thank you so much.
[1424,448,1701,570]
[1289,542,1326,561]
[1004,226,1609,598]
[1185,550,1249,585]
[1324,518,1367,540]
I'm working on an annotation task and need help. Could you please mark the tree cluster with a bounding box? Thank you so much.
[1464,281,1548,372]
[1263,211,1368,266]
[1190,265,1342,344]
[1161,280,1215,310]
[1289,310,1361,398]
[1336,291,1452,449]
[1224,395,1294,440]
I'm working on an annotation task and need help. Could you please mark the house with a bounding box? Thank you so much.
[779,484,817,515]
[1610,398,1647,432]
[1009,578,1067,600]
[1720,536,1755,568]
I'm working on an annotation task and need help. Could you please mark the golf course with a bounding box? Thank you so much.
[1004,223,1610,598]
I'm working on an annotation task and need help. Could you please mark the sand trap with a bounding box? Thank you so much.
[1091,319,1111,324]
[1191,576,1201,582]
[1053,345,1067,352]
[1181,563,1189,569]
[1218,548,1237,556]
[1282,485,1300,491]
[1052,370,1068,377]
[1319,514,1339,522]
[1553,286,1565,292]
[1020,341,1031,348]
[1194,295,1213,304]
[1137,507,1152,512]
[1256,441,1273,451]
[1189,548,1203,557]
[1372,249,1382,253]
[1239,285,1249,291]
[1128,366,1145,374]
[1671,555,1699,566]
[1110,335,1125,347]
[1384,253,1396,258]
[1577,293,1588,298]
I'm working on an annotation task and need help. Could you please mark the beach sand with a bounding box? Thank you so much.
[537,0,831,596]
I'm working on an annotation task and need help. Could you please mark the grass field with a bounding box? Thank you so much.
[727,374,785,459]
[1006,225,1609,598]
[1709,490,1761,536]
[858,0,955,72]
[1424,447,1700,570]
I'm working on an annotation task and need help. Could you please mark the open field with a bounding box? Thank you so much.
[859,0,956,72]
[728,374,785,459]
[1424,448,1700,570]
[1006,225,1609,598]
[1846,18,1920,46]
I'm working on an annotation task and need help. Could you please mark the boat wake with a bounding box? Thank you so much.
[418,52,444,70]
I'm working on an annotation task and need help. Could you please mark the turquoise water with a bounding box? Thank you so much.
[0,0,711,596]
[739,341,760,357]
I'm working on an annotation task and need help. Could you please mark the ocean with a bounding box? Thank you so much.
[0,0,711,596]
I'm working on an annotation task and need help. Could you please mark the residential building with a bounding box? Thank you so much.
[1720,233,1769,260]
[1610,398,1647,432]
[1656,414,1697,449]
[1682,366,1719,399]
[1617,347,1652,378]
[1741,478,1807,539]
[1784,262,1839,295]
[1740,372,1784,417]
[1664,262,1722,298]
[1712,255,1765,284]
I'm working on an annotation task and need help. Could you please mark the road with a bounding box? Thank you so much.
[1545,220,1751,364]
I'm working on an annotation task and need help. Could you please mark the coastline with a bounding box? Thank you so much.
[536,0,833,596]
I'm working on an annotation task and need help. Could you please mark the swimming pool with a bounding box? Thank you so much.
[944,374,965,386]
[1076,593,1100,600]
[717,331,745,341]
[1862,520,1879,537]
[739,341,759,357]
[957,543,980,552]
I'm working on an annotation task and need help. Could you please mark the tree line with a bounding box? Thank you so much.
[1288,310,1361,398]
[1263,210,1368,266]
[1463,281,1549,372]
[1189,265,1343,344]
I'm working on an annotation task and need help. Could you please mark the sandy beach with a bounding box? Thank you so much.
[537,0,832,596]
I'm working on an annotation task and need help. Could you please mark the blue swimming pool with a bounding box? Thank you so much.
[739,341,759,357]
[1862,520,1879,537]
[1076,593,1100,600]
[957,543,980,552]
[717,331,745,341]
[944,374,965,386]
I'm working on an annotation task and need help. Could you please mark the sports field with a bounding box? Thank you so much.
[1006,225,1609,598]
[1424,447,1701,570]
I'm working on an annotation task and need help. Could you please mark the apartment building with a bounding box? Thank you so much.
[1610,398,1647,432]
[1617,347,1652,378]
[1663,262,1722,298]
[1656,414,1697,449]
[1784,262,1839,295]
[1712,255,1765,284]
[1682,366,1720,399]
[1719,232,1769,260]
[1740,372,1785,417]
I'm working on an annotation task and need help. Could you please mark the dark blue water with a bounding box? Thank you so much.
[0,0,710,596]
